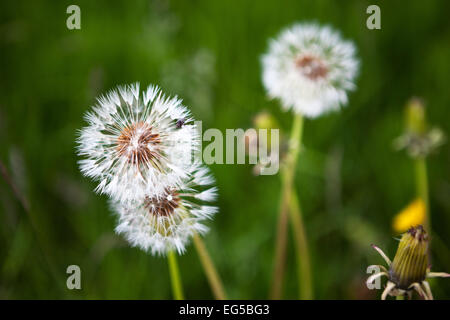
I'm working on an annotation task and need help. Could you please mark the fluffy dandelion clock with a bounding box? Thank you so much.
[112,164,218,255]
[262,23,359,117]
[77,83,199,202]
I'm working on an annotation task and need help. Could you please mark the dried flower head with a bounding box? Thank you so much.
[112,164,218,255]
[367,225,449,300]
[261,22,359,118]
[394,98,445,158]
[77,83,199,202]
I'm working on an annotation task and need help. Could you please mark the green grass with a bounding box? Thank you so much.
[0,0,449,299]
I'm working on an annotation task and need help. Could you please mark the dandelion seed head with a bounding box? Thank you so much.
[144,189,180,217]
[262,23,359,118]
[112,164,218,256]
[77,83,199,202]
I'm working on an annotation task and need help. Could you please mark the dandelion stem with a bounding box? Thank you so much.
[270,113,303,299]
[289,188,313,299]
[167,250,184,300]
[415,158,430,232]
[193,233,227,300]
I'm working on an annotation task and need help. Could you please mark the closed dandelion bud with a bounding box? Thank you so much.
[389,226,428,290]
[253,111,278,131]
[252,111,280,150]
[367,225,450,300]
[244,111,283,176]
[405,98,426,135]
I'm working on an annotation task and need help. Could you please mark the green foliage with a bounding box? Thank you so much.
[0,0,449,299]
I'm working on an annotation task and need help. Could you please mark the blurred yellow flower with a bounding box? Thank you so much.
[392,199,425,233]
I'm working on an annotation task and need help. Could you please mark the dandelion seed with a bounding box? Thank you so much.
[367,225,449,300]
[77,83,199,202]
[261,23,359,118]
[112,164,218,256]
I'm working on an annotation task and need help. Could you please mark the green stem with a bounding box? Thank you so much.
[289,188,313,299]
[270,113,303,299]
[167,250,184,300]
[415,158,430,232]
[193,233,227,300]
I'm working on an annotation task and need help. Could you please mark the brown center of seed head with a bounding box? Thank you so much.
[116,122,161,165]
[295,55,328,80]
[144,189,180,217]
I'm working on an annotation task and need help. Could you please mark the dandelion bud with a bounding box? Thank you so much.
[389,226,428,290]
[252,111,280,151]
[405,98,426,135]
[253,111,278,131]
[367,225,449,300]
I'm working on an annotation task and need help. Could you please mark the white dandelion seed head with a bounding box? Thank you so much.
[77,83,200,202]
[111,164,218,256]
[261,22,359,118]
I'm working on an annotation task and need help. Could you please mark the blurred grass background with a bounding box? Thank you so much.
[1,0,450,299]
